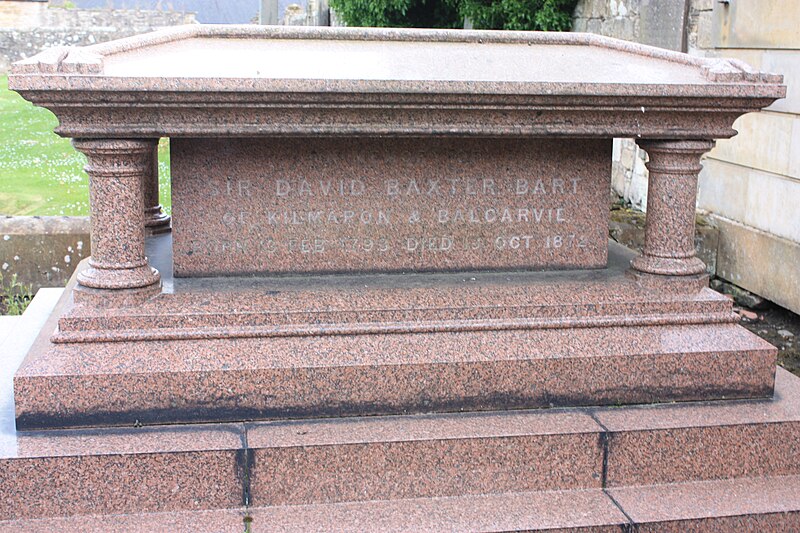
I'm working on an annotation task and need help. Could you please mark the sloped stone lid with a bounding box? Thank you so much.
[10,25,785,94]
[7,25,786,138]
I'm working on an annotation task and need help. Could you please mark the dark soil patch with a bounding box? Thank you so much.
[735,302,800,377]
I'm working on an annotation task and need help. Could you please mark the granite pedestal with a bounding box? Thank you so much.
[4,25,796,530]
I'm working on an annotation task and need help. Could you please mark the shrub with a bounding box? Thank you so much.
[0,272,33,316]
[329,0,578,31]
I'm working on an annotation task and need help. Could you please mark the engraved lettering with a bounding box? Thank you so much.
[263,210,390,226]
[406,236,453,252]
[436,207,567,224]
[179,139,604,276]
[448,179,459,195]
[278,179,365,197]
[515,178,582,195]
[276,180,290,196]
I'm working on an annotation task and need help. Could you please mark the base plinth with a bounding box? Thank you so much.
[144,205,171,236]
[13,237,776,429]
[4,258,794,530]
[77,262,160,290]
[631,254,707,276]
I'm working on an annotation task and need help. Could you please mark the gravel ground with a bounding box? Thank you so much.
[736,302,800,378]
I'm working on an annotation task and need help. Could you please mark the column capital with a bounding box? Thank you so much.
[635,139,716,151]
[635,139,715,174]
[72,139,156,173]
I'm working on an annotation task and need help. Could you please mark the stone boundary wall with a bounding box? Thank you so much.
[573,0,638,44]
[0,216,90,292]
[0,3,196,72]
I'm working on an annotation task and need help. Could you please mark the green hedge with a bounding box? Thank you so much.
[329,0,578,31]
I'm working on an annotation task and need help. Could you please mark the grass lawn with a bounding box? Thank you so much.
[0,75,171,216]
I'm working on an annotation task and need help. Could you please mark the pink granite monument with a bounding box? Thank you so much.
[2,25,799,530]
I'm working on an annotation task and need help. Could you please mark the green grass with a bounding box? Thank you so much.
[0,75,171,216]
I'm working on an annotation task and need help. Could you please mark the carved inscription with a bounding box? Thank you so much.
[171,138,611,276]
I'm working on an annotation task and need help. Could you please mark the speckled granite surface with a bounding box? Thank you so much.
[1,300,800,524]
[171,137,611,276]
[1,291,798,527]
[7,26,785,140]
[12,239,776,429]
[52,241,729,342]
[3,26,793,529]
[3,482,798,533]
[6,24,785,287]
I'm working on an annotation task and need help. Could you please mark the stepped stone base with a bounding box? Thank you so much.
[13,237,776,429]
[2,290,798,530]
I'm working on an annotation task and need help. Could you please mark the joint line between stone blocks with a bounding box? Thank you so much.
[587,409,611,489]
[237,423,254,509]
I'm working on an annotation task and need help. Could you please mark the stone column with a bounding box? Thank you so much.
[72,139,161,289]
[630,140,715,276]
[142,139,171,233]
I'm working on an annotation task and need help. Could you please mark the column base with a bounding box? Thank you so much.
[630,254,706,276]
[144,205,171,235]
[77,261,160,290]
[626,268,709,294]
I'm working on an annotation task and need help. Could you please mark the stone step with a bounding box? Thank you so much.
[608,475,800,531]
[1,289,64,444]
[15,320,776,429]
[3,476,800,532]
[0,422,246,521]
[14,240,776,430]
[55,241,729,344]
[1,368,798,521]
[246,367,798,506]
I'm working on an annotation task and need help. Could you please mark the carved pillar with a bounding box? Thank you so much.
[630,140,715,276]
[143,139,171,233]
[72,139,160,289]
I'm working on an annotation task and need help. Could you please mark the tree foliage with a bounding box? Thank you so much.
[461,0,578,31]
[329,0,578,31]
